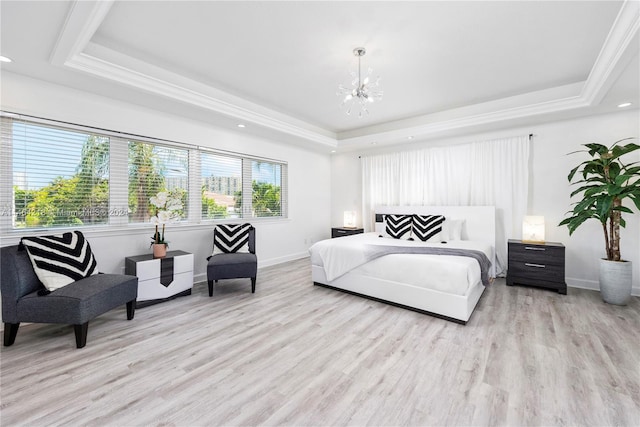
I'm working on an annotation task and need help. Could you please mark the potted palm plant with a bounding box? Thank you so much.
[560,138,640,305]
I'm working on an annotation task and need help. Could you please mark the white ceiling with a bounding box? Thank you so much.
[1,1,639,151]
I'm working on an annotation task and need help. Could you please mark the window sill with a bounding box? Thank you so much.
[0,217,290,246]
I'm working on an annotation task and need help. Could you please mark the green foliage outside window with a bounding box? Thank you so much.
[128,142,166,223]
[14,135,109,228]
[234,181,282,217]
[201,184,229,219]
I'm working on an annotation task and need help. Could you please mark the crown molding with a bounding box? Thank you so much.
[67,44,337,147]
[49,0,639,150]
[581,0,640,104]
[337,89,587,147]
[49,0,115,66]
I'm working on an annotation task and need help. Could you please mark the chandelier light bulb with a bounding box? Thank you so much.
[337,47,383,118]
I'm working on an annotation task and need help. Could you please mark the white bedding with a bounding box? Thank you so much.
[309,232,493,296]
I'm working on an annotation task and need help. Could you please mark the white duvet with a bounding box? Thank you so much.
[309,232,493,296]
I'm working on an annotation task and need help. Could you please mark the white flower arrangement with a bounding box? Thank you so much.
[150,189,184,246]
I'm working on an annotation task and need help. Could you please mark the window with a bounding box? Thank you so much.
[251,160,284,217]
[5,120,110,229]
[128,140,188,223]
[0,113,288,234]
[201,152,242,219]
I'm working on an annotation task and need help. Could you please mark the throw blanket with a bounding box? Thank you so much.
[314,241,492,286]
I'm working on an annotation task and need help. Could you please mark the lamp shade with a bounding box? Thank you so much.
[343,211,357,228]
[523,216,545,243]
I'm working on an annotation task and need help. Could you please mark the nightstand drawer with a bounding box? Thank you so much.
[331,228,364,238]
[508,243,564,265]
[508,260,565,282]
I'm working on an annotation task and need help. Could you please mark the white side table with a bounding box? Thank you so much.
[125,250,194,307]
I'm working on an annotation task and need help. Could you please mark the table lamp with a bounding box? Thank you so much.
[343,211,357,228]
[522,216,545,243]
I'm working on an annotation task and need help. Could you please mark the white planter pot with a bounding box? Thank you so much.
[599,259,632,305]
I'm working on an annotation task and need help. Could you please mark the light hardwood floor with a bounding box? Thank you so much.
[1,257,639,426]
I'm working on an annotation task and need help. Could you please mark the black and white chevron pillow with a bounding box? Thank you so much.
[20,231,98,291]
[384,214,413,240]
[213,223,252,255]
[412,215,445,242]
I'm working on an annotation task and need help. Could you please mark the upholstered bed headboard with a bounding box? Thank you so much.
[374,205,496,274]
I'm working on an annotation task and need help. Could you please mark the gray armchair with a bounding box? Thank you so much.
[1,245,138,348]
[207,226,257,296]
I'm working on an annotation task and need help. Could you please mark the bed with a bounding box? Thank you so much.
[309,206,496,324]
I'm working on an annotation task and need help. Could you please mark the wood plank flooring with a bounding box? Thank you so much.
[1,257,639,426]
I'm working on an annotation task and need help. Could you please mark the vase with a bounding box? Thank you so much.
[599,259,632,305]
[153,243,167,259]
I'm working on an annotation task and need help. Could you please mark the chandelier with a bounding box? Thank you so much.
[337,47,383,118]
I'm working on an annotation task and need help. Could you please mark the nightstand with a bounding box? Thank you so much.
[507,240,566,294]
[125,250,194,307]
[331,227,364,238]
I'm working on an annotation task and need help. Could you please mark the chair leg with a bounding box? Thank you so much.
[251,277,256,293]
[3,322,19,346]
[126,300,136,320]
[208,280,214,297]
[74,322,89,349]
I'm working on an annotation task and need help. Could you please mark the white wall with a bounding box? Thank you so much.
[330,109,640,295]
[0,73,332,286]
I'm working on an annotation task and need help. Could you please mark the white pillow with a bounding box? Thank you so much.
[442,219,465,241]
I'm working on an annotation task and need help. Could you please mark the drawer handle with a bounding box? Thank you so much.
[525,263,546,268]
[336,230,346,233]
[525,247,545,251]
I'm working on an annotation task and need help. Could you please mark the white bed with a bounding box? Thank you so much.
[310,206,496,324]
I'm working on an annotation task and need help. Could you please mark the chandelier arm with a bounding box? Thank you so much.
[358,55,361,90]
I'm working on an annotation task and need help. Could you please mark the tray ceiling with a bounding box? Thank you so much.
[1,1,638,150]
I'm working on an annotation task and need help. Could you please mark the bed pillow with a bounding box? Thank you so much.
[412,215,445,242]
[442,219,465,241]
[383,214,413,240]
[212,223,251,255]
[20,230,98,291]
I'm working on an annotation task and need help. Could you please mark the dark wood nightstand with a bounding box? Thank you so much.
[507,239,566,294]
[331,227,364,238]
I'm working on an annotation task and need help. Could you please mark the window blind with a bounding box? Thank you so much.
[127,139,189,224]
[1,117,111,229]
[0,111,289,234]
[201,152,243,220]
[251,160,284,217]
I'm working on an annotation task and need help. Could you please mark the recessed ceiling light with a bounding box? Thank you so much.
[407,136,414,140]
[237,124,246,128]
[371,142,377,145]
[330,150,336,153]
[617,102,632,108]
[0,56,12,63]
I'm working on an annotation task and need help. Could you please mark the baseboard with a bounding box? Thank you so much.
[567,277,640,297]
[258,252,309,268]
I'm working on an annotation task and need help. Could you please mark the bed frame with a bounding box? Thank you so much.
[312,206,496,324]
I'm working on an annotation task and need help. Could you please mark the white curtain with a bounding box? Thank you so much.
[361,135,530,275]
